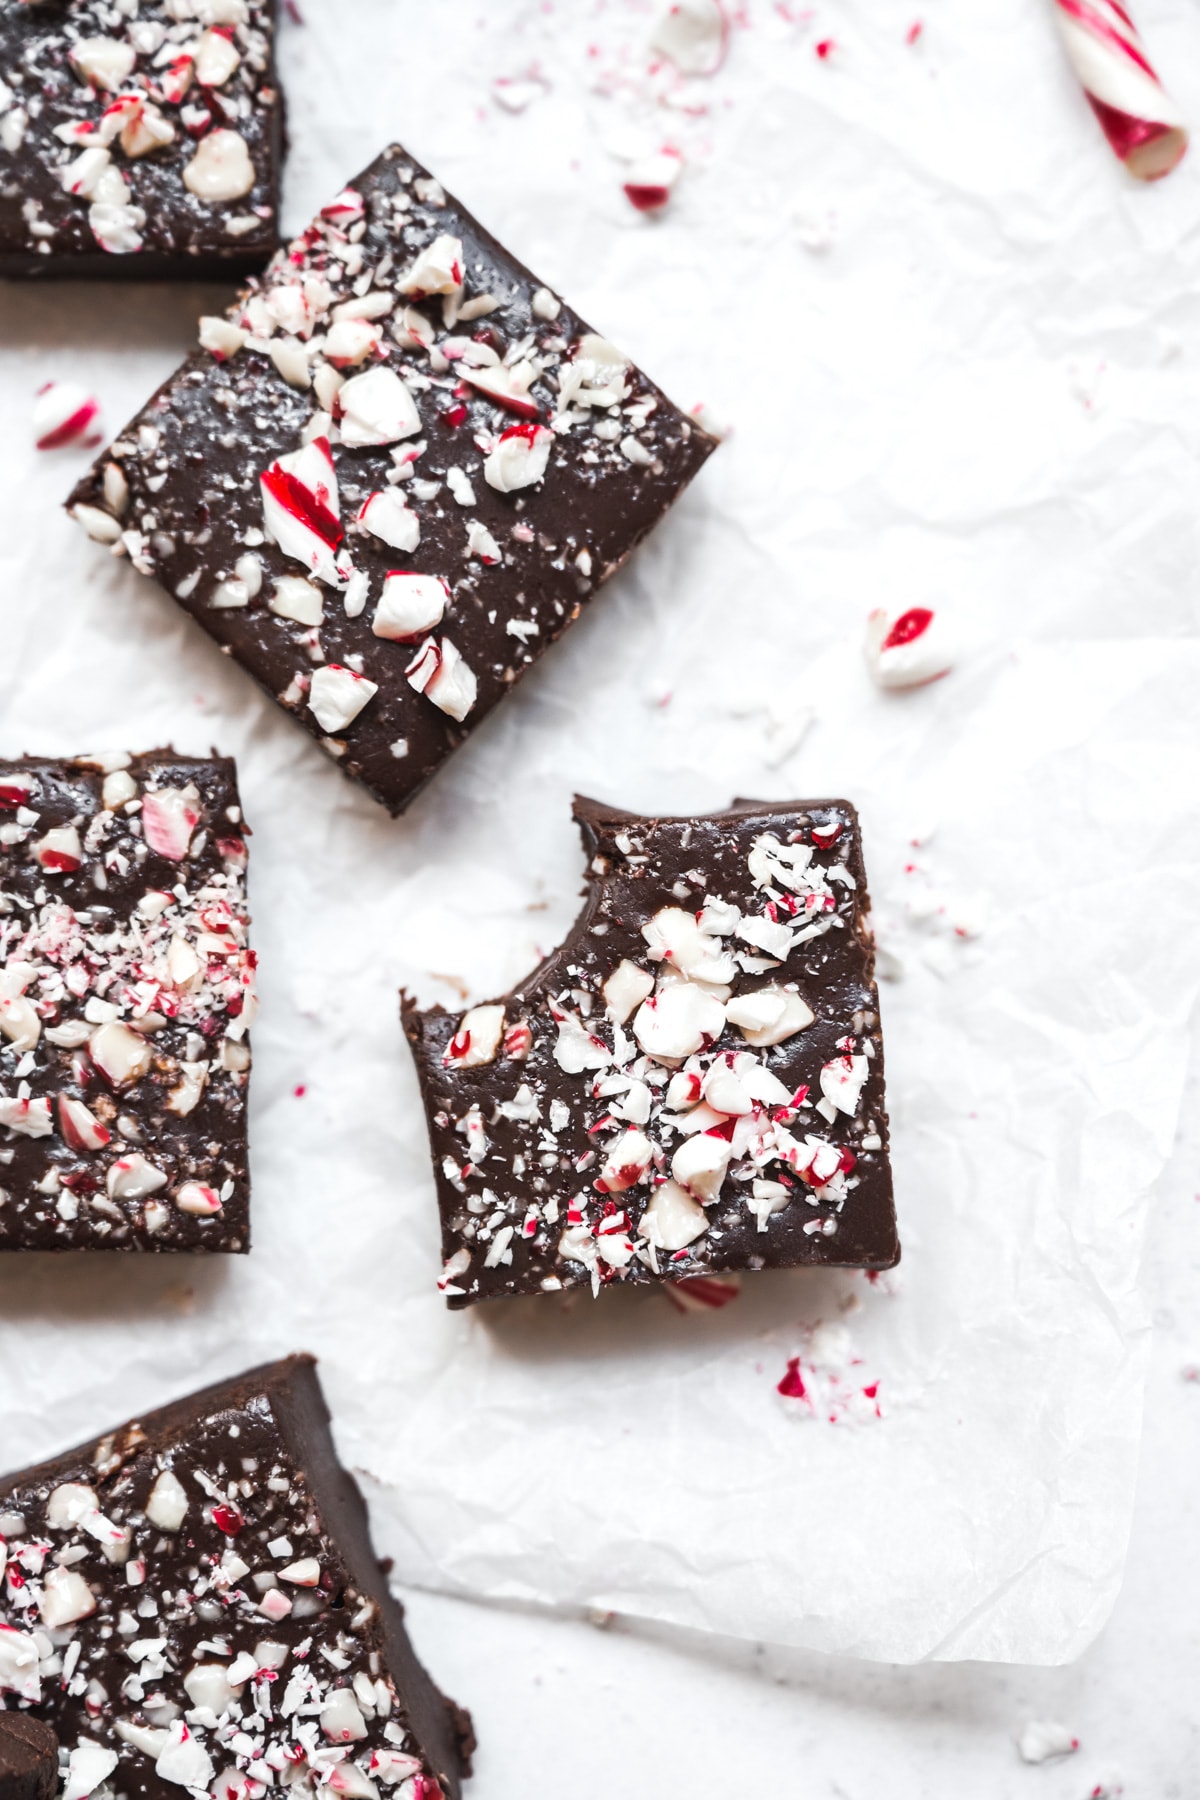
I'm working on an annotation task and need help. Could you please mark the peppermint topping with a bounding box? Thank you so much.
[416,803,891,1303]
[308,665,379,735]
[0,757,253,1250]
[0,1377,446,1800]
[864,605,954,689]
[372,574,448,643]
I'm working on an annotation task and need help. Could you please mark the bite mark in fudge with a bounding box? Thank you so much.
[67,142,719,816]
[0,1356,473,1800]
[0,752,254,1253]
[403,797,900,1309]
[0,1717,57,1800]
[0,0,281,279]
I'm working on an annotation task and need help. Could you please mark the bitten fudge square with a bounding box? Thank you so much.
[404,797,899,1310]
[0,0,281,279]
[0,752,254,1252]
[0,1356,473,1800]
[68,142,718,816]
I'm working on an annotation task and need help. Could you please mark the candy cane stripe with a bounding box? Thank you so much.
[1050,0,1187,180]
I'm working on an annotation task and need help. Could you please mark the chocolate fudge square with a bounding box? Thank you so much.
[68,142,718,815]
[0,752,253,1252]
[0,1356,473,1800]
[0,1719,56,1800]
[0,0,281,279]
[403,797,899,1309]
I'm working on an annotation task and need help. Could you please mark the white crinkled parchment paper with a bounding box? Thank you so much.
[3,0,1200,1668]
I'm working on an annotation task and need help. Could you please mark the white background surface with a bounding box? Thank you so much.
[4,0,1200,1791]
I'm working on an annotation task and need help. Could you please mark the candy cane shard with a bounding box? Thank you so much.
[1050,0,1187,181]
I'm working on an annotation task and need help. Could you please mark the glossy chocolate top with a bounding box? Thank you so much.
[68,142,718,814]
[0,1356,471,1800]
[404,796,899,1308]
[0,0,281,278]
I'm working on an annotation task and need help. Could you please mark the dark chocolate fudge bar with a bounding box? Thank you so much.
[0,752,253,1252]
[0,1719,56,1800]
[403,797,899,1309]
[0,0,281,279]
[0,1356,473,1800]
[67,143,718,815]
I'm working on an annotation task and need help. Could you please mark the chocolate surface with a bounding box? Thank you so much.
[68,141,718,815]
[0,0,281,279]
[0,1356,472,1800]
[404,796,900,1309]
[0,751,253,1252]
[0,1717,57,1800]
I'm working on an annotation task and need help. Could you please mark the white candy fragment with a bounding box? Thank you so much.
[864,606,953,690]
[373,572,448,642]
[102,768,136,808]
[34,824,83,872]
[650,0,726,74]
[39,1566,96,1628]
[167,1061,209,1117]
[671,1131,731,1201]
[183,1664,234,1713]
[175,1181,222,1216]
[726,986,814,1047]
[553,1012,612,1074]
[603,959,654,1025]
[199,315,247,360]
[183,129,255,203]
[633,982,726,1062]
[338,367,421,448]
[142,783,200,860]
[638,1179,708,1250]
[596,1128,654,1193]
[32,380,101,451]
[623,148,684,213]
[0,1094,52,1137]
[269,575,324,626]
[819,1054,868,1116]
[0,994,40,1053]
[643,907,736,985]
[194,26,241,86]
[145,1468,188,1530]
[64,1743,119,1800]
[321,1686,368,1742]
[324,1765,380,1800]
[442,1004,505,1069]
[0,1624,42,1702]
[483,423,554,493]
[404,637,477,721]
[46,1481,100,1526]
[1016,1721,1078,1765]
[309,664,378,733]
[89,1021,152,1087]
[156,1720,214,1790]
[323,317,380,369]
[107,1153,168,1200]
[397,233,463,297]
[72,502,123,544]
[260,436,345,585]
[88,199,146,256]
[121,102,175,159]
[71,37,136,89]
[58,1095,111,1152]
[278,1557,321,1586]
[358,489,420,552]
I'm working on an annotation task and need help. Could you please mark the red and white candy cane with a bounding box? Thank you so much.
[1050,1,1187,181]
